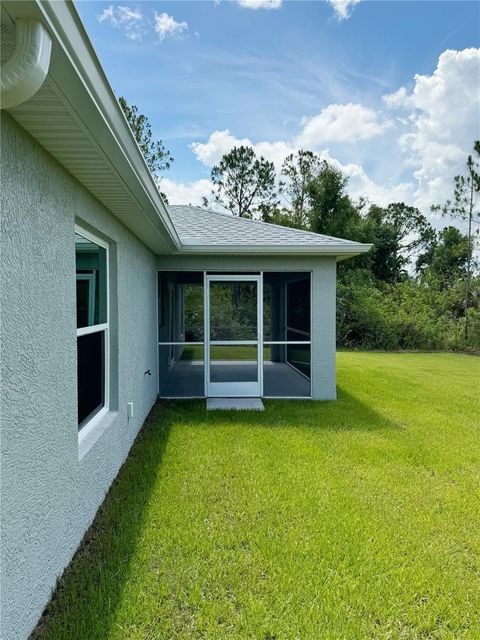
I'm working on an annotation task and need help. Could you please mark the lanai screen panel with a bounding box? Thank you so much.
[158,271,205,397]
[263,272,311,397]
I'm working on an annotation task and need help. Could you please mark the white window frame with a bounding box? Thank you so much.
[75,272,96,327]
[75,225,110,437]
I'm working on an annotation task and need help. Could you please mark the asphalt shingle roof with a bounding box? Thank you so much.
[167,205,368,254]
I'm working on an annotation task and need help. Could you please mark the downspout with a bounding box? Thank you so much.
[0,18,52,110]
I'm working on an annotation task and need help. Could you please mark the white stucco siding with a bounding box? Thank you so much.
[157,255,337,401]
[0,112,159,640]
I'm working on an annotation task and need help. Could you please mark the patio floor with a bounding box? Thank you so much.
[160,360,311,397]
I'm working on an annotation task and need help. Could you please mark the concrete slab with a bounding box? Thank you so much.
[207,398,265,411]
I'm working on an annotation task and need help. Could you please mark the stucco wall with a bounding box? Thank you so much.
[157,255,337,401]
[0,112,159,640]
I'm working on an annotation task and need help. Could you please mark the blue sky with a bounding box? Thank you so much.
[75,0,480,220]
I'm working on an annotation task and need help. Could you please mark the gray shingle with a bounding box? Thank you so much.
[167,205,367,250]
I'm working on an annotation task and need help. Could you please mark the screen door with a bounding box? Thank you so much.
[206,275,262,397]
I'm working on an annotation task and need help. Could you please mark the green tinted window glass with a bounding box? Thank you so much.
[75,233,107,328]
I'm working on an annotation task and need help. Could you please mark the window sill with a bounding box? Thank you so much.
[78,407,118,461]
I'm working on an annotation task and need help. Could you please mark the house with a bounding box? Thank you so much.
[0,2,370,639]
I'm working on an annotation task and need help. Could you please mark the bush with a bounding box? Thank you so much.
[336,271,480,352]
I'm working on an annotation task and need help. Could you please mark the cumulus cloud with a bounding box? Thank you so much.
[191,129,296,169]
[382,86,412,110]
[384,48,480,211]
[191,130,252,167]
[160,177,212,206]
[153,12,188,40]
[340,160,413,206]
[296,103,393,146]
[167,49,480,215]
[170,139,411,208]
[191,103,392,170]
[186,126,410,208]
[98,5,144,40]
[237,0,282,9]
[327,0,361,21]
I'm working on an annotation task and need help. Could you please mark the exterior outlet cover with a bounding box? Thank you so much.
[127,402,134,419]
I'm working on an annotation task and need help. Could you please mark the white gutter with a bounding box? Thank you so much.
[0,18,52,109]
[177,243,373,256]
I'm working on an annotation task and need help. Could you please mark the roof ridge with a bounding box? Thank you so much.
[167,205,358,245]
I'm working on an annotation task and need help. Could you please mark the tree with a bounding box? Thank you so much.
[432,141,480,338]
[119,96,173,203]
[307,161,361,239]
[260,206,300,227]
[363,203,434,283]
[280,150,322,228]
[417,226,471,287]
[210,146,278,218]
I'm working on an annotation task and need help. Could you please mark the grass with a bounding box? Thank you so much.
[179,345,304,361]
[180,345,261,360]
[33,352,480,640]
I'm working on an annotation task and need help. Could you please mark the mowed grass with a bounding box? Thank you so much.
[33,353,480,640]
[180,345,273,361]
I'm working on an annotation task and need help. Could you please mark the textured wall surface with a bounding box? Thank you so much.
[157,255,337,401]
[0,112,159,640]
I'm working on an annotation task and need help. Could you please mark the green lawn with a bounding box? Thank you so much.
[180,344,261,360]
[33,352,480,640]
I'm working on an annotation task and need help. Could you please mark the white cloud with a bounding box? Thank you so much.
[252,140,298,168]
[340,160,413,206]
[382,86,412,110]
[296,103,393,146]
[160,177,212,206]
[153,12,188,41]
[97,6,191,42]
[327,0,361,21]
[384,48,480,211]
[191,129,298,169]
[190,106,392,171]
[165,49,479,220]
[237,0,282,9]
[98,5,144,40]
[191,130,253,167]
[188,128,410,207]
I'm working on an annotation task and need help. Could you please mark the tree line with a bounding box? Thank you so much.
[120,95,480,352]
[202,144,480,351]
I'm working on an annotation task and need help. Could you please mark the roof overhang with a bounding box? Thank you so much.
[1,0,180,255]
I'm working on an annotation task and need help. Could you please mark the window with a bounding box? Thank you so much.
[75,228,109,429]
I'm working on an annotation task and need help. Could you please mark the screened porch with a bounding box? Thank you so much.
[158,271,312,399]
